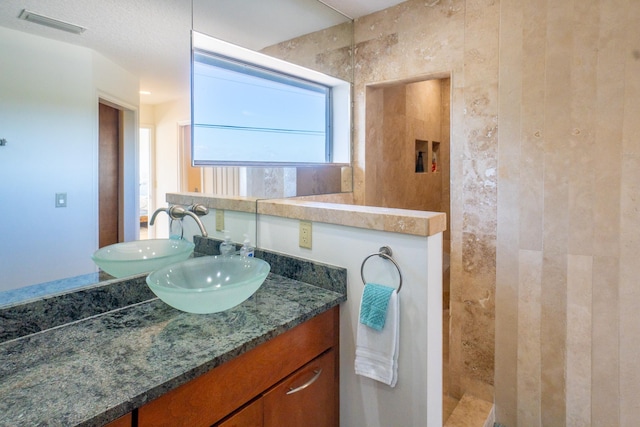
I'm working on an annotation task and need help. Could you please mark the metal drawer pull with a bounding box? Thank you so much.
[286,368,323,395]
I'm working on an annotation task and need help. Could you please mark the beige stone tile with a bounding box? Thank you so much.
[257,199,446,236]
[619,154,640,425]
[591,255,620,426]
[593,0,626,258]
[494,0,525,420]
[444,393,494,427]
[463,0,500,86]
[383,84,405,116]
[363,86,384,206]
[166,193,258,213]
[541,0,574,255]
[541,147,570,255]
[566,254,592,427]
[294,193,354,204]
[448,300,465,399]
[517,146,544,251]
[567,0,598,256]
[261,21,353,82]
[458,378,495,406]
[540,253,567,426]
[517,250,542,426]
[493,247,519,427]
[444,394,460,424]
[459,260,495,385]
[620,5,640,412]
[622,3,640,156]
[295,167,342,196]
[517,0,546,255]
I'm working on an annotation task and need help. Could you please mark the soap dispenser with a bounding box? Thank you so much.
[219,231,235,257]
[415,151,425,173]
[240,234,255,258]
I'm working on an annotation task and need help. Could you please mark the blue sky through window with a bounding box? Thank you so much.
[193,52,330,164]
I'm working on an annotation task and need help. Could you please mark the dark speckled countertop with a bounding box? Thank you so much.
[0,245,346,427]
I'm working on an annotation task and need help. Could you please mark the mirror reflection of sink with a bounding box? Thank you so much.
[146,256,271,314]
[91,239,195,278]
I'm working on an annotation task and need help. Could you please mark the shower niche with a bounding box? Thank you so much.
[415,139,440,174]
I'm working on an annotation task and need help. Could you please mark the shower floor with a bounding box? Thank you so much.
[443,308,495,426]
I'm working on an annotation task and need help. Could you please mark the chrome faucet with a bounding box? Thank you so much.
[150,204,209,237]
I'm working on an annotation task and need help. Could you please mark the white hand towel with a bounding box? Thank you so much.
[355,289,399,387]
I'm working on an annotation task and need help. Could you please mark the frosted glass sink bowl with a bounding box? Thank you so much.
[146,256,271,314]
[91,239,195,278]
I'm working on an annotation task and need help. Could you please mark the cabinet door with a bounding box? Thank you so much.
[263,349,336,427]
[218,398,263,427]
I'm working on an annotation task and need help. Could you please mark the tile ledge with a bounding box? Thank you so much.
[258,198,446,237]
[444,393,495,427]
[166,192,258,213]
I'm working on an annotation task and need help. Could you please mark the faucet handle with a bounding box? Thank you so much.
[168,205,187,220]
[189,204,209,216]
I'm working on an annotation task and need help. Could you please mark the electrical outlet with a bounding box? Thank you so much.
[299,220,312,249]
[215,209,224,231]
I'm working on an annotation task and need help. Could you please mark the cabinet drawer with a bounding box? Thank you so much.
[138,307,338,427]
[263,349,337,427]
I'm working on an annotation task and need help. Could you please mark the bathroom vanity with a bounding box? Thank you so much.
[0,250,346,427]
[137,308,338,427]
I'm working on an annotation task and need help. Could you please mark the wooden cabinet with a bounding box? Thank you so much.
[103,413,131,427]
[217,349,337,427]
[263,349,336,427]
[218,399,263,427]
[138,307,339,427]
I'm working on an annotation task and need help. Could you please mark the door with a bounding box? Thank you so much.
[99,102,120,247]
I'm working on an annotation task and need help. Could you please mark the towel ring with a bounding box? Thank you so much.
[360,246,403,293]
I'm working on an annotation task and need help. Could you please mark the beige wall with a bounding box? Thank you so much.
[354,0,640,425]
[353,0,499,408]
[364,78,451,238]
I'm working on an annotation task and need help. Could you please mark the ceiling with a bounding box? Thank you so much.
[0,0,404,105]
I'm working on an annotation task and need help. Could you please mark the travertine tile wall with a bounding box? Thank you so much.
[352,0,640,425]
[364,79,449,214]
[495,0,640,425]
[353,0,499,407]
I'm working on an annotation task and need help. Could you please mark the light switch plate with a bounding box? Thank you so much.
[215,209,224,232]
[55,192,67,208]
[299,220,312,249]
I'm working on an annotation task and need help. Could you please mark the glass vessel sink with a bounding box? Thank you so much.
[146,256,271,314]
[91,239,195,278]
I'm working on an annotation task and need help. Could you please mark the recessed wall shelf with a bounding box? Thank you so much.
[415,139,440,174]
[431,141,440,173]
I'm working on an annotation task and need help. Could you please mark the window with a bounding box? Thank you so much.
[191,31,350,167]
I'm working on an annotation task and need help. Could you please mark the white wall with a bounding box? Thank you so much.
[146,98,190,238]
[0,27,138,291]
[257,215,443,426]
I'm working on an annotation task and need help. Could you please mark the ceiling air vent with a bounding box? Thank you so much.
[18,9,86,34]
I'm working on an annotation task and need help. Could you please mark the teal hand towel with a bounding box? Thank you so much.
[359,283,395,331]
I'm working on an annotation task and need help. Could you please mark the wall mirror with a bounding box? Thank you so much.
[0,0,353,304]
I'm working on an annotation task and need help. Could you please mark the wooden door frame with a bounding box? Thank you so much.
[97,93,139,246]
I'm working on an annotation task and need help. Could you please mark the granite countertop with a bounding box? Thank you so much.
[0,251,346,427]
